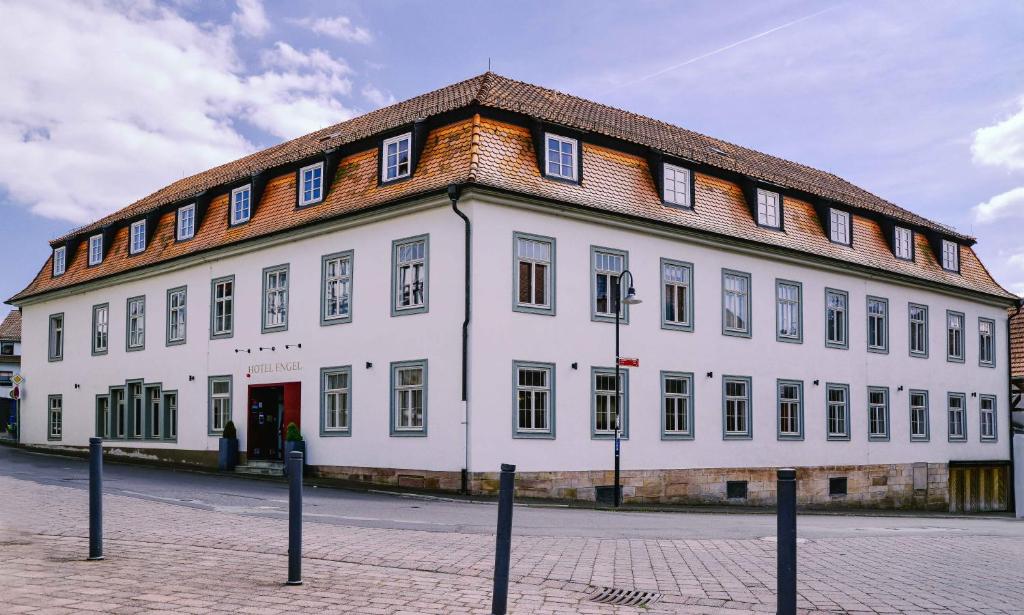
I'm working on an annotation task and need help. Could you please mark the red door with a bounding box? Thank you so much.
[281,382,301,444]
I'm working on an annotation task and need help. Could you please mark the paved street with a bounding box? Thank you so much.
[3,446,1024,614]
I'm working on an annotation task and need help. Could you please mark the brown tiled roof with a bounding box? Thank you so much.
[1011,307,1024,378]
[10,73,1016,303]
[0,310,21,341]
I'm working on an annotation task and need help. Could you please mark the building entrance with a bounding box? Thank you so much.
[247,382,300,460]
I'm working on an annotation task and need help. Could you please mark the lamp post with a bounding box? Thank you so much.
[613,270,641,507]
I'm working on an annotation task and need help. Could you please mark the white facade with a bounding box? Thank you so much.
[14,192,1010,478]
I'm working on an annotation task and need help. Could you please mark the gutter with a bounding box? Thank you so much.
[448,183,471,494]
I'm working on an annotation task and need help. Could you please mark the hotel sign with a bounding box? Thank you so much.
[248,361,302,375]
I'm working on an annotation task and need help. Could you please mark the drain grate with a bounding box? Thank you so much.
[586,585,661,607]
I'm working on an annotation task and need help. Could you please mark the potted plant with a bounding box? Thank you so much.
[218,420,239,471]
[284,422,305,472]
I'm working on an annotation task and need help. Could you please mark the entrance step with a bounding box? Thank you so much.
[234,460,285,477]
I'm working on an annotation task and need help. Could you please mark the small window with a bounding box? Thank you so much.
[868,387,890,441]
[722,270,751,337]
[321,251,353,325]
[92,303,109,355]
[941,240,959,272]
[592,368,628,438]
[129,220,146,254]
[662,371,694,439]
[514,233,554,315]
[392,236,428,315]
[662,163,691,207]
[163,391,178,440]
[299,162,324,206]
[382,133,412,182]
[262,265,289,332]
[166,287,187,345]
[825,289,848,349]
[726,481,748,499]
[126,296,145,351]
[0,343,12,356]
[211,276,234,339]
[910,390,929,441]
[53,246,66,276]
[777,380,803,440]
[208,376,232,434]
[829,208,851,245]
[230,184,252,225]
[756,188,781,228]
[592,247,627,322]
[722,376,752,439]
[947,392,966,441]
[866,296,888,353]
[177,203,196,240]
[514,362,555,438]
[775,280,802,342]
[829,477,848,496]
[826,383,850,440]
[391,360,426,435]
[662,259,693,331]
[147,386,162,439]
[909,304,928,357]
[96,395,111,439]
[128,382,143,438]
[48,313,64,362]
[321,366,352,435]
[946,311,964,363]
[978,318,995,367]
[111,388,126,439]
[48,395,63,441]
[979,395,997,441]
[88,234,103,266]
[544,133,578,181]
[894,227,913,260]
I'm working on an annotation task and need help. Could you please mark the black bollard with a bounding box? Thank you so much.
[776,468,797,615]
[491,463,516,615]
[88,437,104,561]
[286,450,303,585]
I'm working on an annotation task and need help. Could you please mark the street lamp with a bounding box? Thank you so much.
[613,270,641,507]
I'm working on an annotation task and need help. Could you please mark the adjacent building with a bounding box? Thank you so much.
[7,73,1020,510]
[1012,307,1023,433]
[0,309,21,438]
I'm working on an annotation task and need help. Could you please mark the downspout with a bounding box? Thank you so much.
[449,183,471,494]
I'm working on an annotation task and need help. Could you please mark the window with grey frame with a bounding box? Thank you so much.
[263,266,289,331]
[515,235,553,313]
[662,260,693,330]
[209,377,231,434]
[92,304,108,354]
[909,304,928,357]
[593,249,625,320]
[126,297,145,350]
[96,395,111,439]
[322,367,351,433]
[777,380,802,439]
[947,393,966,441]
[128,382,143,438]
[392,362,425,433]
[593,369,626,437]
[722,271,750,336]
[515,363,552,436]
[826,384,850,440]
[167,288,186,344]
[868,387,889,440]
[946,311,964,362]
[394,238,427,313]
[211,277,234,337]
[48,395,62,440]
[111,387,126,438]
[775,280,801,342]
[48,313,63,361]
[910,390,929,441]
[978,319,994,367]
[866,297,888,353]
[825,289,848,348]
[723,376,751,438]
[322,253,352,323]
[163,391,177,439]
[662,372,693,438]
[147,386,162,439]
[979,395,996,441]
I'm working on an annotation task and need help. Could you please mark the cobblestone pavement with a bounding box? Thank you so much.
[3,474,1023,614]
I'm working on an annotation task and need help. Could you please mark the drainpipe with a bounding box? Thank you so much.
[448,183,471,494]
[1008,297,1023,513]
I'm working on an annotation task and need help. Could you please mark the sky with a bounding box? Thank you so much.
[1,0,1023,305]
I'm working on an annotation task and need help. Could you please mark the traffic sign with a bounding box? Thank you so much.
[11,374,23,385]
[617,357,639,367]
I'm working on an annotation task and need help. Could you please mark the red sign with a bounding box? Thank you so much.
[617,357,639,367]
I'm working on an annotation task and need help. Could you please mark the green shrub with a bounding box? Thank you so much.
[285,422,303,442]
[222,420,237,439]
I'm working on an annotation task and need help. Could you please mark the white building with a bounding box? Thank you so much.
[8,74,1019,510]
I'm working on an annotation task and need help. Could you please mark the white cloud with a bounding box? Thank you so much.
[972,98,1024,171]
[973,186,1024,224]
[290,16,372,44]
[362,84,395,108]
[0,0,364,224]
[232,0,269,37]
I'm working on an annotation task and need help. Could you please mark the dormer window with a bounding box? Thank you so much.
[756,188,781,229]
[941,240,959,272]
[130,220,146,254]
[88,234,103,266]
[894,226,913,260]
[382,133,411,182]
[177,203,196,241]
[299,162,324,206]
[829,208,850,245]
[231,184,252,225]
[662,163,691,208]
[52,246,66,276]
[544,133,578,181]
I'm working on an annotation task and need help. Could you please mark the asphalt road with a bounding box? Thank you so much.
[2,445,1021,539]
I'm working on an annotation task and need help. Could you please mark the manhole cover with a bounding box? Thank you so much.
[586,585,661,607]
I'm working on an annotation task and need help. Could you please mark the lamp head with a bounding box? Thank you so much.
[623,287,642,305]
